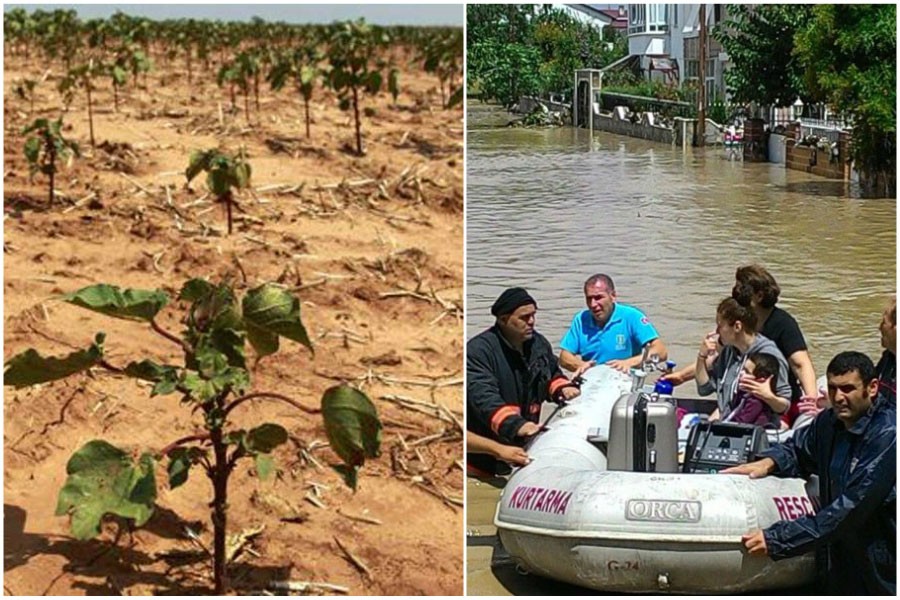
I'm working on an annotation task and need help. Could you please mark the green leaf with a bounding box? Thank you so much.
[178,278,214,302]
[242,284,313,359]
[233,162,251,189]
[55,440,156,540]
[167,446,205,489]
[4,333,105,388]
[365,71,383,95]
[24,136,41,163]
[123,360,179,397]
[300,65,317,86]
[179,371,218,403]
[255,454,275,480]
[321,385,382,472]
[207,169,230,197]
[63,284,169,322]
[244,423,288,454]
[223,430,246,446]
[112,65,127,85]
[185,149,211,182]
[333,464,359,491]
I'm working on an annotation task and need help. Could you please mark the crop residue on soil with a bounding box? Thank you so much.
[4,16,463,596]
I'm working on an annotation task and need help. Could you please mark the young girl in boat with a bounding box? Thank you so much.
[723,352,783,427]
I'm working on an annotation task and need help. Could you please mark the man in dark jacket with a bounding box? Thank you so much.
[724,351,896,595]
[467,287,580,477]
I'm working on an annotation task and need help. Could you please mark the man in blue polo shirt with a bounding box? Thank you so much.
[559,273,667,374]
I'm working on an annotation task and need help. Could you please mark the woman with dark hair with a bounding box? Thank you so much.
[696,298,792,425]
[732,265,820,425]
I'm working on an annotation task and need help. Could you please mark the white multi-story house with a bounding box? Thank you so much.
[626,3,730,101]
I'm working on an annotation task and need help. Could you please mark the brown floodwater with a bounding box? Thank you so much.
[465,104,896,595]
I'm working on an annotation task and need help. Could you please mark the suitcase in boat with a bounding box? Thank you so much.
[607,391,679,473]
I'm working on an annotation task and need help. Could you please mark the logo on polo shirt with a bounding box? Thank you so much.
[641,316,649,325]
[616,334,626,350]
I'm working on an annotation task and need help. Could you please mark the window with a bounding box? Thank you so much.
[628,4,646,34]
[648,4,668,31]
[685,60,699,79]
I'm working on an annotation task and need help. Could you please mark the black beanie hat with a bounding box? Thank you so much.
[491,287,537,317]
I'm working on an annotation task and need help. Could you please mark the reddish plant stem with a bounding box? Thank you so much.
[223,392,319,419]
[209,424,228,595]
[158,433,211,459]
[150,318,189,352]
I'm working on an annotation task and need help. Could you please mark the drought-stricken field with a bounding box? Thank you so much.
[3,19,463,596]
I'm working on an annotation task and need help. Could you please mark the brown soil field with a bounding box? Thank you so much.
[3,41,463,596]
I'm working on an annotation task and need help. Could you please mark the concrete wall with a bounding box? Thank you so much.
[785,141,848,180]
[590,112,679,144]
[783,124,851,180]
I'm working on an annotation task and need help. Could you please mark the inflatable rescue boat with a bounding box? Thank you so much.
[494,364,816,594]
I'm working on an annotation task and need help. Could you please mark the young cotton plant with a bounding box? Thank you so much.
[326,19,396,156]
[185,148,251,236]
[23,116,80,205]
[4,279,382,594]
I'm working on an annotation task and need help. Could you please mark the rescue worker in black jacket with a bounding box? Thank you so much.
[467,288,581,477]
[724,351,896,595]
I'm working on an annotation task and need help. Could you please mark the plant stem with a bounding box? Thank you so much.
[304,96,310,138]
[47,136,56,205]
[86,82,95,148]
[352,84,362,155]
[224,191,233,235]
[150,318,189,352]
[158,433,212,458]
[223,392,319,419]
[210,425,228,595]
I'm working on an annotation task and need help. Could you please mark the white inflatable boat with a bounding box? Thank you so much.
[494,366,816,594]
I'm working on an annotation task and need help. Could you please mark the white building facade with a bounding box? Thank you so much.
[626,3,730,101]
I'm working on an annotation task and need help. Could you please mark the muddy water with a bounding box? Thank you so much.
[465,105,896,595]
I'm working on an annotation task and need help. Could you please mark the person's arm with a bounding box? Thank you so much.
[606,337,668,373]
[763,425,896,559]
[466,431,531,466]
[787,349,818,398]
[559,349,592,373]
[467,340,532,443]
[661,362,696,386]
[722,456,776,478]
[695,333,719,396]
[788,349,824,417]
[543,339,581,402]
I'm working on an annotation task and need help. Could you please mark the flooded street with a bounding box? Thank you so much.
[465,105,896,595]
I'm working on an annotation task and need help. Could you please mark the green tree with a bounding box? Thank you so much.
[713,5,815,107]
[794,4,896,197]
